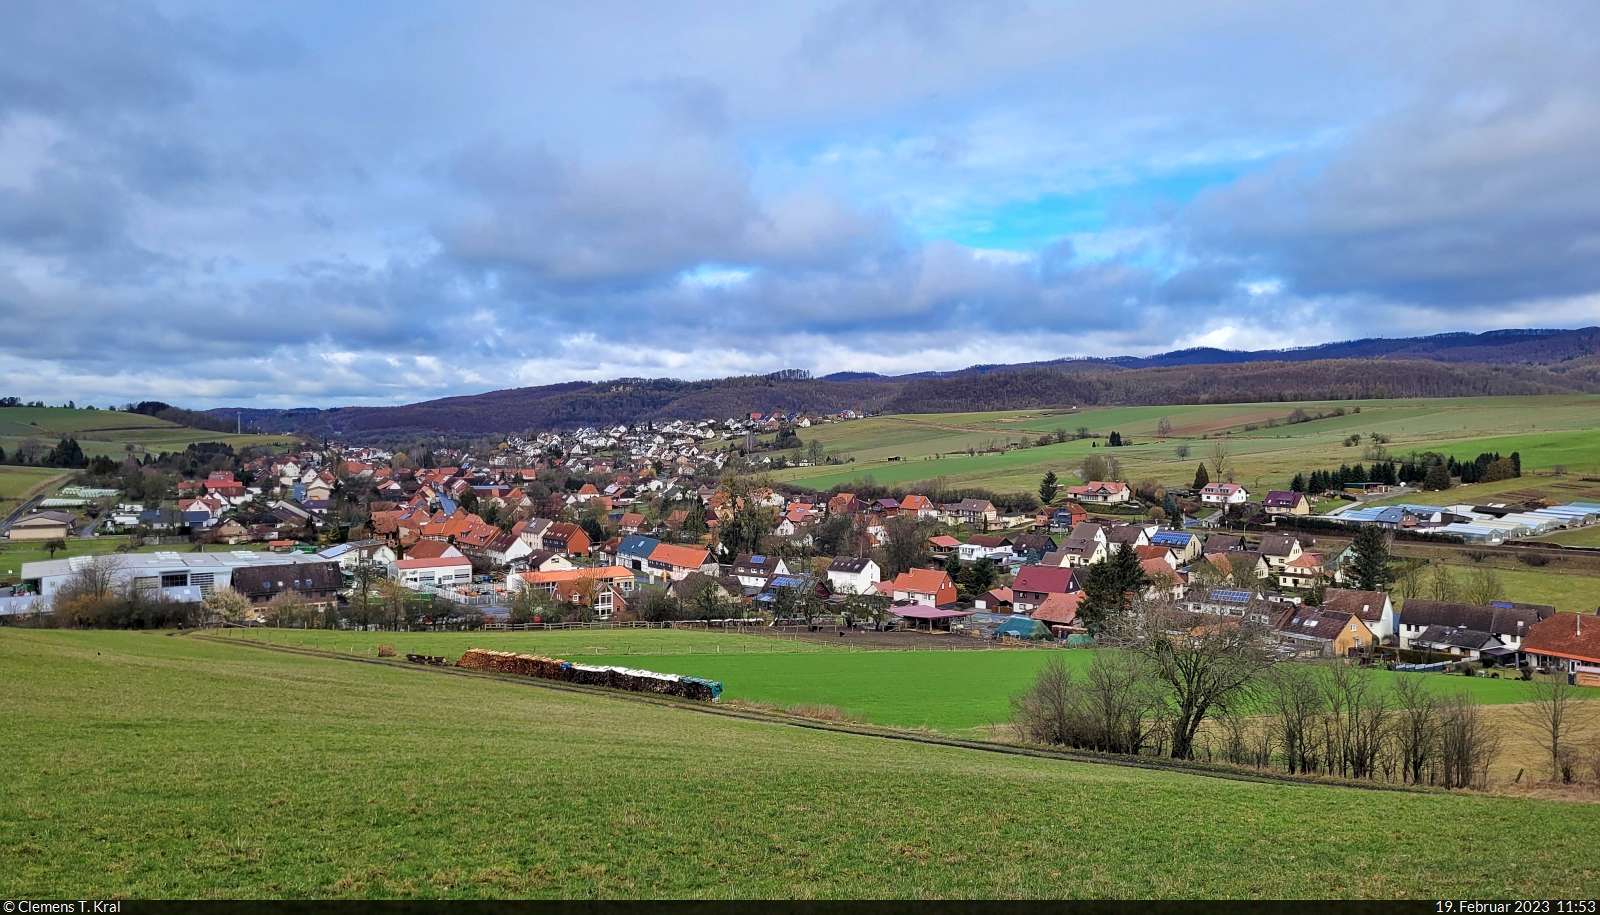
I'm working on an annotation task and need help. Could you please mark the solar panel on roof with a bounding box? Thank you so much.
[1209,589,1252,602]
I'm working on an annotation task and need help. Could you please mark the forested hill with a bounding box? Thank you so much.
[208,326,1600,437]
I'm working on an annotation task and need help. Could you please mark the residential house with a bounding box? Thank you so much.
[825,556,880,595]
[889,569,958,607]
[1065,481,1131,504]
[827,493,862,517]
[1273,606,1376,657]
[618,512,647,534]
[1149,530,1201,564]
[317,539,396,572]
[1523,613,1600,683]
[1185,587,1274,624]
[648,543,718,581]
[1203,534,1245,553]
[615,535,661,576]
[1046,503,1088,532]
[1263,490,1311,516]
[1408,625,1504,660]
[541,523,591,557]
[521,550,575,574]
[1257,534,1304,574]
[1276,552,1325,591]
[514,518,553,549]
[944,498,998,527]
[1396,599,1555,654]
[1009,534,1058,564]
[406,540,465,561]
[1318,589,1396,643]
[1010,565,1080,613]
[1104,524,1152,549]
[899,494,938,519]
[733,554,790,589]
[958,534,1013,563]
[924,535,961,559]
[1201,483,1250,506]
[231,561,344,606]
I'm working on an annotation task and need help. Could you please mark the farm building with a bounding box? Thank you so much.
[21,551,340,602]
[6,511,75,541]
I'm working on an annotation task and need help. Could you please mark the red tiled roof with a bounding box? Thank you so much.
[1524,613,1600,665]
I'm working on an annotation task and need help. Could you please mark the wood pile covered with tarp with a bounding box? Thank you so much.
[455,648,722,700]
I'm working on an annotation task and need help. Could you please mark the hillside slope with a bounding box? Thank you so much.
[209,327,1600,436]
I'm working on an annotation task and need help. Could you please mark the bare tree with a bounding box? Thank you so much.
[1156,416,1173,437]
[1266,663,1327,775]
[1438,693,1500,790]
[1208,440,1231,480]
[1460,567,1506,606]
[1427,564,1458,602]
[1111,599,1271,760]
[1518,675,1592,783]
[1391,676,1442,785]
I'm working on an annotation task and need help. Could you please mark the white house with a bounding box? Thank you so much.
[317,539,397,572]
[825,556,880,595]
[1200,482,1250,505]
[1066,481,1131,504]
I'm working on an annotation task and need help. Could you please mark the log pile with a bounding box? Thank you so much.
[405,654,453,666]
[455,648,721,700]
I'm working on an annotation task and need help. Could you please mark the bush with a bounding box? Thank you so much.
[1517,551,1551,567]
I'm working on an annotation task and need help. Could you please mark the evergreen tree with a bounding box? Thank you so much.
[1289,472,1305,493]
[1348,525,1392,592]
[1511,452,1521,476]
[1108,431,1123,447]
[1162,490,1179,522]
[1038,470,1059,505]
[1076,543,1149,634]
[1192,462,1210,489]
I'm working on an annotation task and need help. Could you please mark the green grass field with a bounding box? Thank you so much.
[0,406,300,461]
[4,629,1600,899]
[220,629,1595,732]
[777,395,1600,494]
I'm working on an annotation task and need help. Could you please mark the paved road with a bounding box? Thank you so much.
[0,494,47,538]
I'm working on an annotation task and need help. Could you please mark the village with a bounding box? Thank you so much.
[5,406,1600,687]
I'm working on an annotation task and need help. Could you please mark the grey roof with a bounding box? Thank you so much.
[827,556,874,573]
[1399,599,1554,636]
[1412,625,1502,651]
[1258,534,1300,558]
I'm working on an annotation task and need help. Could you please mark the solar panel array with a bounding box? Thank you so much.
[1208,589,1253,603]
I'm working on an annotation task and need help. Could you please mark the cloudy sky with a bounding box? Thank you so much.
[2,0,1598,408]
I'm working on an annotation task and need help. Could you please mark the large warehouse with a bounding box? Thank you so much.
[21,551,343,605]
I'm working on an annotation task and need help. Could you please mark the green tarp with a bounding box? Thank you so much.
[994,617,1050,640]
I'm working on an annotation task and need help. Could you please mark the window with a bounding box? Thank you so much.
[161,573,188,588]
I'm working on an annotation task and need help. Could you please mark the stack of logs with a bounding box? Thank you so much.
[455,648,721,700]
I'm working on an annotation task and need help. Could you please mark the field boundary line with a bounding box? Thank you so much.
[199,634,1445,797]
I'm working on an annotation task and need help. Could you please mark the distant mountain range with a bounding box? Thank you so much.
[210,327,1600,439]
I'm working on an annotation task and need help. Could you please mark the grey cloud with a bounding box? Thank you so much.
[1184,4,1600,310]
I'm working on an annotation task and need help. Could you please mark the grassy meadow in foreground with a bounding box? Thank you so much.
[4,629,1600,899]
